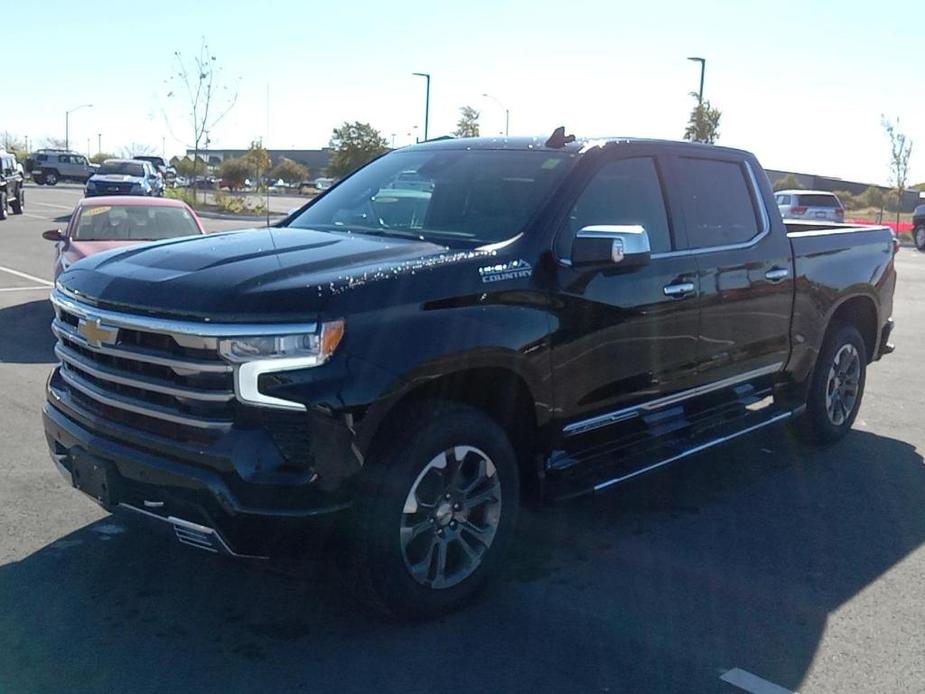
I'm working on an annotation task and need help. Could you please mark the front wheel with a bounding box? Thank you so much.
[914,225,925,252]
[346,402,519,618]
[790,323,867,445]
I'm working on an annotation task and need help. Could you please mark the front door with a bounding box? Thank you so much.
[549,152,702,455]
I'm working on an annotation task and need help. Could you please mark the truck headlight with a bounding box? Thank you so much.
[219,320,344,363]
[219,321,345,411]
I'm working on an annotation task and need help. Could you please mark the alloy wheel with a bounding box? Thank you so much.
[825,343,861,426]
[400,446,502,589]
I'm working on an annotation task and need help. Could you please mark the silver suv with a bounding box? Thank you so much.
[775,190,845,222]
[27,149,96,186]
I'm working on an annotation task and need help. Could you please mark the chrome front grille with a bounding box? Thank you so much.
[51,290,237,435]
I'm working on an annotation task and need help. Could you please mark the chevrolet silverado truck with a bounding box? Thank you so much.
[44,135,896,617]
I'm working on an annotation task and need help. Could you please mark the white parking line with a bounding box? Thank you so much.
[22,212,52,220]
[0,286,51,293]
[721,668,795,694]
[29,201,74,210]
[0,265,54,287]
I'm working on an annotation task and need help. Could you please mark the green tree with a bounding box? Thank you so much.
[683,93,721,144]
[171,156,199,178]
[454,106,480,138]
[773,173,804,192]
[860,186,887,211]
[270,157,309,184]
[90,152,116,165]
[219,157,250,191]
[328,122,389,178]
[882,116,913,229]
[243,140,271,184]
[832,190,860,211]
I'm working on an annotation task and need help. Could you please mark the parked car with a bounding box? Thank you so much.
[134,155,177,187]
[0,150,25,219]
[45,135,896,617]
[775,189,845,222]
[41,196,205,278]
[26,149,97,186]
[85,159,163,197]
[912,204,925,251]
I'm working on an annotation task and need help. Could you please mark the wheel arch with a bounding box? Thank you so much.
[825,293,879,363]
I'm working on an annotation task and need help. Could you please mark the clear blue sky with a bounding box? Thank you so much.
[4,0,923,185]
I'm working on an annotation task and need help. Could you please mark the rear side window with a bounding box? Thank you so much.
[674,157,760,248]
[797,194,840,208]
[564,157,672,254]
[36,154,47,162]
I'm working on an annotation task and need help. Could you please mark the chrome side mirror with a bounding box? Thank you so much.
[571,225,651,269]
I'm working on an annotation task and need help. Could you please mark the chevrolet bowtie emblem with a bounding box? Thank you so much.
[77,317,119,348]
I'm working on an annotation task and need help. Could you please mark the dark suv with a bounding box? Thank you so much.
[0,151,25,219]
[26,149,96,186]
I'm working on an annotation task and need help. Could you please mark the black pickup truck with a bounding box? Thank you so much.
[44,135,896,616]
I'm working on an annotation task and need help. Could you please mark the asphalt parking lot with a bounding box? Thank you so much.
[1,184,923,694]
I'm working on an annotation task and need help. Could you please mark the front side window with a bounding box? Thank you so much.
[674,157,760,248]
[74,205,200,241]
[287,149,575,247]
[560,157,673,256]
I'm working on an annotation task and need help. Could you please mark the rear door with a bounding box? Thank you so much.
[665,153,793,384]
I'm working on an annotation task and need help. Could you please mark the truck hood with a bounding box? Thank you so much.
[58,227,449,321]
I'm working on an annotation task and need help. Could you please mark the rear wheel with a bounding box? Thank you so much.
[346,402,519,618]
[44,170,58,186]
[790,323,867,444]
[914,225,925,251]
[0,192,7,220]
[10,189,23,214]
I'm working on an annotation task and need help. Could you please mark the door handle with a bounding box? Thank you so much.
[765,267,790,282]
[663,281,696,298]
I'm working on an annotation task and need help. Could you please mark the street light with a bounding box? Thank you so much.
[687,57,705,104]
[65,104,93,151]
[412,72,431,141]
[481,93,510,137]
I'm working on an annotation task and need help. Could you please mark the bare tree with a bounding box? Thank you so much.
[166,39,238,201]
[119,142,156,158]
[1,131,24,151]
[882,116,913,232]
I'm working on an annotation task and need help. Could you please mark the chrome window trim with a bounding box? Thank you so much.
[562,362,783,437]
[651,159,772,260]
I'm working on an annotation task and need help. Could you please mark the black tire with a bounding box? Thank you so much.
[10,189,23,215]
[44,170,58,186]
[790,323,867,445]
[345,402,520,618]
[33,176,45,185]
[914,225,925,252]
[0,191,7,220]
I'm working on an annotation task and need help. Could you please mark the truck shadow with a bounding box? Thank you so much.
[0,428,921,693]
[0,299,56,364]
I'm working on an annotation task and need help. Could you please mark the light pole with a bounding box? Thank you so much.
[65,104,93,151]
[481,93,509,136]
[687,57,705,104]
[412,72,430,141]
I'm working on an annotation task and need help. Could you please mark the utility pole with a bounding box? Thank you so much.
[65,104,93,151]
[687,57,706,104]
[97,133,101,154]
[412,72,431,141]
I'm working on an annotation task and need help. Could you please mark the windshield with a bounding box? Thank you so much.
[287,149,574,246]
[73,205,200,241]
[98,162,146,177]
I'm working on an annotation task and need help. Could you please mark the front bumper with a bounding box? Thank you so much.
[44,372,352,558]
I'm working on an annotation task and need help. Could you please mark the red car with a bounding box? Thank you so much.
[43,196,206,278]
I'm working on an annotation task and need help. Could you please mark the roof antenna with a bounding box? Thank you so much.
[545,126,575,149]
